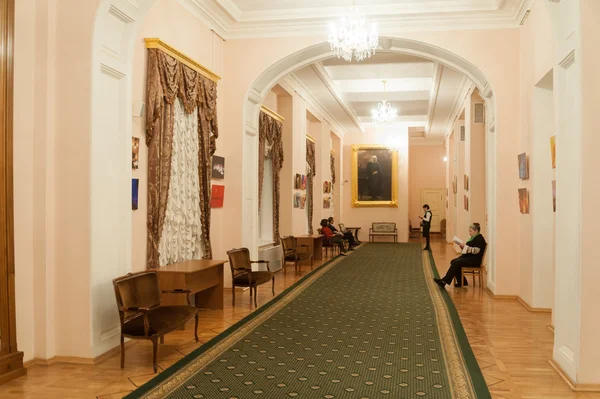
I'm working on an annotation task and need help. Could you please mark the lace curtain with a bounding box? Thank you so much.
[306,140,316,235]
[258,111,284,242]
[146,48,218,268]
[158,98,202,265]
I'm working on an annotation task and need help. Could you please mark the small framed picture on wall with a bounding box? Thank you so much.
[132,178,139,210]
[132,137,140,170]
[212,155,225,179]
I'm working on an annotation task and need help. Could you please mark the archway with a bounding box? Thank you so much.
[89,1,497,355]
[241,37,498,289]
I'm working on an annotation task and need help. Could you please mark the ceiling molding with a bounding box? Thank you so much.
[284,74,348,138]
[444,77,474,138]
[180,0,530,39]
[311,63,365,133]
[425,63,442,138]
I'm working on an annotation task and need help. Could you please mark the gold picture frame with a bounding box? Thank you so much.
[351,144,398,208]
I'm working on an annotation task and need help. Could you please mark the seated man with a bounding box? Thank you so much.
[434,223,486,288]
[327,217,356,248]
[320,219,347,256]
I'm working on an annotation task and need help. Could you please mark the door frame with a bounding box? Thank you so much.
[421,188,445,233]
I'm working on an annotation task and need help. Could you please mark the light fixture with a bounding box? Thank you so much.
[372,80,397,124]
[328,1,378,62]
[443,156,448,162]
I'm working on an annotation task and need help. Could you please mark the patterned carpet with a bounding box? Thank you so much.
[128,243,490,399]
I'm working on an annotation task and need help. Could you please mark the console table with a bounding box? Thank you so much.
[296,234,324,261]
[344,226,362,243]
[157,259,227,310]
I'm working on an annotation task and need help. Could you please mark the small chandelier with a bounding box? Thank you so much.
[372,80,397,124]
[328,2,378,62]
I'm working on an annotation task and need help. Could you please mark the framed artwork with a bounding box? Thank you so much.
[132,137,139,170]
[351,144,399,208]
[518,153,529,180]
[211,185,225,208]
[552,180,556,212]
[550,136,556,169]
[212,155,225,179]
[518,188,530,214]
[464,195,469,211]
[301,175,307,190]
[132,178,139,210]
[300,194,306,209]
[295,174,302,190]
[453,176,457,194]
[323,197,331,209]
[464,174,469,191]
[293,192,300,208]
[324,181,332,194]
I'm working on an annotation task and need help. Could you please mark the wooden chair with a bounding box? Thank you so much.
[409,220,421,238]
[460,248,487,288]
[440,218,447,239]
[227,248,275,308]
[281,236,313,273]
[113,270,199,373]
[318,228,339,258]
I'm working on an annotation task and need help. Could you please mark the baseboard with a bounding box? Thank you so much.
[484,287,518,300]
[549,359,600,392]
[516,296,553,313]
[0,367,26,385]
[25,340,137,368]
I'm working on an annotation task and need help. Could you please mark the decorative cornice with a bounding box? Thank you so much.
[559,50,575,70]
[311,62,364,133]
[260,104,285,123]
[100,63,126,80]
[144,38,221,82]
[109,5,135,23]
[306,134,316,143]
[180,0,530,40]
[284,74,348,137]
[426,63,443,138]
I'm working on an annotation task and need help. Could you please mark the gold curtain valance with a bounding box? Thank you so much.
[145,38,221,83]
[261,105,285,123]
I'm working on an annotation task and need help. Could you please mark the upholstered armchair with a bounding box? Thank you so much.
[227,248,276,308]
[281,236,313,273]
[113,271,199,373]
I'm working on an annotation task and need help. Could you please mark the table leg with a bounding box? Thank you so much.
[354,229,361,244]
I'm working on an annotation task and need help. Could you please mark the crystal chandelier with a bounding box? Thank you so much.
[328,2,378,62]
[372,81,397,124]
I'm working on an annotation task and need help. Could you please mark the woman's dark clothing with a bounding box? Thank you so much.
[441,234,487,285]
[422,210,432,249]
[366,161,382,199]
[328,223,356,246]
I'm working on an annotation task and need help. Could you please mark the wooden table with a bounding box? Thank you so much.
[296,235,324,261]
[344,227,362,243]
[157,259,227,310]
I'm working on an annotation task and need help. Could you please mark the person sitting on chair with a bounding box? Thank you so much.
[320,219,347,256]
[434,222,486,288]
[327,217,356,248]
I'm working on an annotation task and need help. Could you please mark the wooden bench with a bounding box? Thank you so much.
[369,222,398,242]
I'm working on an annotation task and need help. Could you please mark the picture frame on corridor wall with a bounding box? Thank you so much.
[300,194,307,209]
[212,155,225,179]
[132,137,140,170]
[323,197,331,209]
[295,174,302,190]
[211,185,225,208]
[351,144,399,208]
[518,153,529,179]
[550,136,556,169]
[293,192,300,208]
[132,178,139,210]
[464,195,469,211]
[453,176,457,194]
[518,188,530,214]
[301,175,307,190]
[552,180,556,212]
[464,174,469,191]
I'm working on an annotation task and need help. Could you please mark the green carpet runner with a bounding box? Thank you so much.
[128,243,490,398]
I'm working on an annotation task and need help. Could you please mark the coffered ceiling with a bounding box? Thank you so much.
[182,0,532,38]
[289,53,472,144]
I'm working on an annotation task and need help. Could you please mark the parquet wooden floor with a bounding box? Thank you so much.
[0,238,597,398]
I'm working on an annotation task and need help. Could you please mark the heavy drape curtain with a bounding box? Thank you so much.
[146,48,218,268]
[306,140,316,235]
[330,152,336,216]
[258,111,284,242]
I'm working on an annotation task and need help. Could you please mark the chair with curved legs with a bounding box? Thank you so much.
[227,247,275,308]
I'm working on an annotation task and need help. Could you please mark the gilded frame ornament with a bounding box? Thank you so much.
[351,144,398,208]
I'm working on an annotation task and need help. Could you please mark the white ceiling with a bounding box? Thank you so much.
[290,52,471,144]
[183,0,531,38]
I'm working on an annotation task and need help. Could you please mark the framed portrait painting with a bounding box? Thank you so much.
[518,153,529,180]
[212,155,225,179]
[518,188,530,214]
[351,144,398,208]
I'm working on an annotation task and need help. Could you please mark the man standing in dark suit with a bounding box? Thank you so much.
[434,223,486,288]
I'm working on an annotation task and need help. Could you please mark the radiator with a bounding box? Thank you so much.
[258,244,283,273]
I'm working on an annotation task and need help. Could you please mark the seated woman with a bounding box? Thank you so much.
[327,217,356,248]
[320,219,347,256]
[434,223,486,288]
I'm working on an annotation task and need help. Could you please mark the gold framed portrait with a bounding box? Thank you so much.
[351,144,398,208]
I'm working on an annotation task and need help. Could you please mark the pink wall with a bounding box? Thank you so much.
[342,127,410,243]
[408,144,446,229]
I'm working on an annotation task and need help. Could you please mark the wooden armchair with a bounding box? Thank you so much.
[113,270,199,373]
[227,248,275,308]
[281,236,313,273]
[460,248,487,289]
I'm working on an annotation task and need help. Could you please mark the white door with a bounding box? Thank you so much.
[421,189,445,233]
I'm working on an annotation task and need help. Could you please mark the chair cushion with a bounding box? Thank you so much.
[122,306,198,337]
[372,222,396,232]
[234,271,273,286]
[284,252,312,261]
